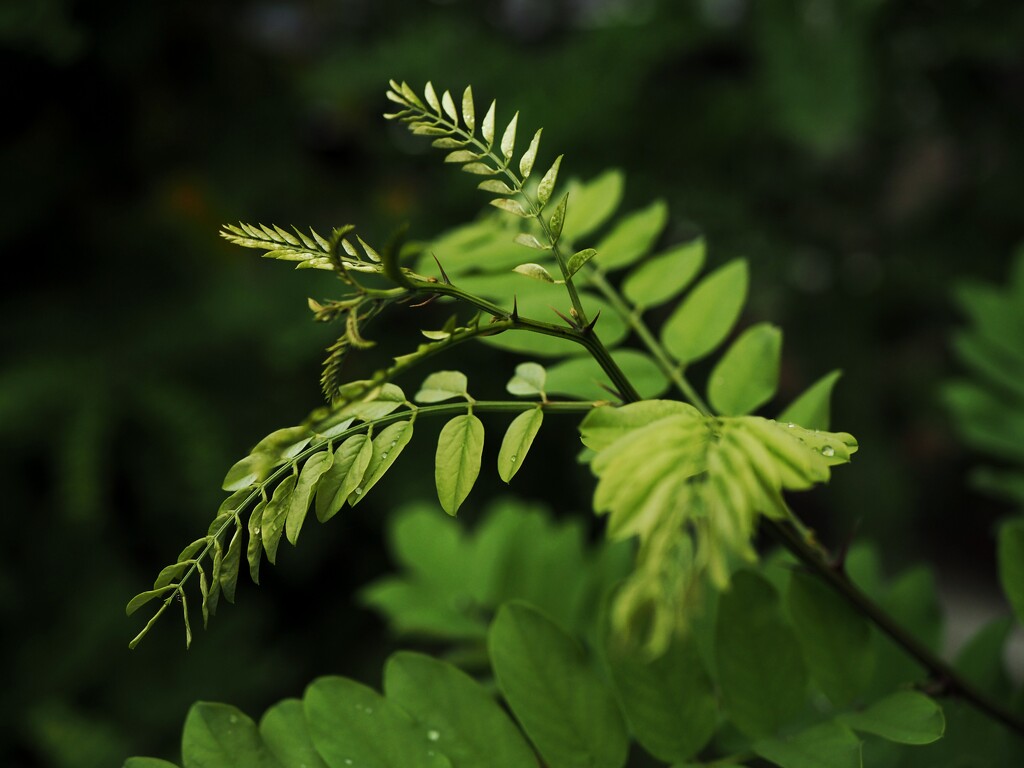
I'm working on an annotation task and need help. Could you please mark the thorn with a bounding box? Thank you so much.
[550,306,580,330]
[596,381,624,402]
[511,295,519,322]
[584,309,602,334]
[432,252,452,284]
[409,295,438,308]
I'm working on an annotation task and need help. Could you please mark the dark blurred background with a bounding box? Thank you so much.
[2,1,1022,765]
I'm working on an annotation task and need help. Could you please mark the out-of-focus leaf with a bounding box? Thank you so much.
[622,238,705,309]
[779,370,842,431]
[839,691,945,744]
[707,323,782,416]
[661,259,748,365]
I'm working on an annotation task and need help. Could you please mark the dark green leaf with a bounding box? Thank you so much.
[622,238,706,309]
[260,475,297,565]
[259,699,327,768]
[315,434,372,522]
[350,420,414,505]
[778,370,842,431]
[604,630,716,763]
[661,259,749,365]
[435,414,484,515]
[998,518,1024,625]
[754,721,862,768]
[246,500,267,584]
[489,601,628,768]
[498,409,543,483]
[838,691,945,744]
[285,451,333,545]
[219,526,243,604]
[716,571,808,738]
[181,702,279,768]
[785,570,873,707]
[384,652,537,768]
[708,323,782,415]
[304,677,451,768]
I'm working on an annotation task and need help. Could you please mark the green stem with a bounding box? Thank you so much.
[585,267,711,414]
[768,519,1024,738]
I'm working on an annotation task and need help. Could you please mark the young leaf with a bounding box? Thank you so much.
[998,518,1024,625]
[462,85,475,132]
[259,699,328,768]
[838,691,945,744]
[445,150,479,164]
[219,526,243,604]
[489,601,629,768]
[580,400,701,452]
[490,198,530,217]
[506,362,547,397]
[384,652,537,768]
[707,323,782,416]
[537,155,562,207]
[304,677,442,768]
[498,409,543,483]
[592,199,667,272]
[513,263,555,283]
[441,89,458,123]
[753,721,862,768]
[478,179,515,195]
[482,100,496,146]
[513,233,547,250]
[603,629,717,763]
[315,434,372,522]
[715,570,808,738]
[519,129,542,178]
[261,475,297,565]
[500,111,519,161]
[548,192,568,241]
[565,248,597,279]
[462,162,496,176]
[778,370,842,431]
[416,370,469,403]
[423,81,441,113]
[785,570,873,707]
[350,420,415,505]
[182,703,279,768]
[435,414,485,515]
[661,258,749,365]
[285,450,334,545]
[622,238,706,309]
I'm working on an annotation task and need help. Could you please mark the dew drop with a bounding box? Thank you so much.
[229,715,238,724]
[381,452,388,459]
[787,422,796,428]
[510,455,517,463]
[354,487,363,495]
[821,445,835,457]
[344,760,353,766]
[254,527,260,535]
[389,440,397,448]
[427,729,440,741]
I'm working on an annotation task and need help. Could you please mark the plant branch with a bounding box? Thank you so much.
[767,518,1024,738]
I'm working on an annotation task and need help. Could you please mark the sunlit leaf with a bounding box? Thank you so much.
[416,371,469,403]
[622,238,706,309]
[566,248,597,278]
[498,409,543,483]
[435,414,484,515]
[506,362,547,397]
[661,259,749,365]
[707,323,782,416]
[560,169,623,243]
[778,370,842,431]
[519,129,542,178]
[537,156,563,207]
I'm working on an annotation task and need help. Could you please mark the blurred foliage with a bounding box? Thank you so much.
[2,0,1023,765]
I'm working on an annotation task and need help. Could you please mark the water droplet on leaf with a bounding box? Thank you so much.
[821,445,835,457]
[427,729,440,741]
[354,488,363,495]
